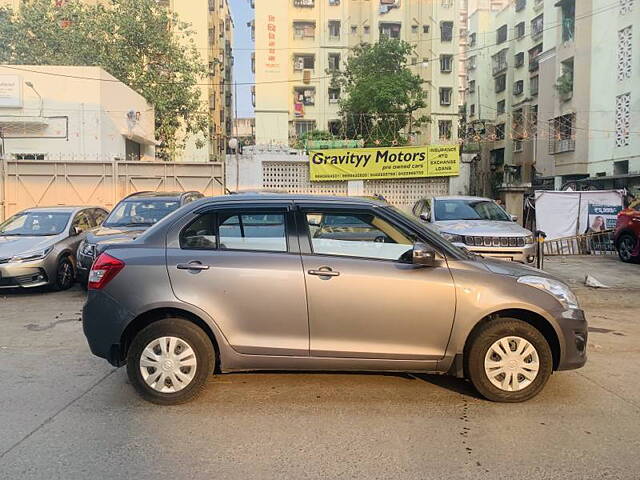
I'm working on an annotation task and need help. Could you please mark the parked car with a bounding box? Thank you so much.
[0,206,108,290]
[82,194,587,405]
[412,196,536,264]
[614,200,640,263]
[76,191,204,285]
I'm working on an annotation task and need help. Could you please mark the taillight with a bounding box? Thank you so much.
[88,253,125,290]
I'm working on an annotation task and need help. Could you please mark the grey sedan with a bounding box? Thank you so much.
[83,194,587,405]
[0,206,108,290]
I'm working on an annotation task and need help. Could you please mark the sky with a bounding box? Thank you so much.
[231,0,255,119]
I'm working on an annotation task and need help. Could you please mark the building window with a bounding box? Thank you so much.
[530,75,539,96]
[440,54,453,73]
[557,58,574,100]
[328,20,341,39]
[439,87,453,106]
[614,160,629,175]
[438,120,453,140]
[492,49,508,75]
[469,104,476,117]
[549,114,576,154]
[616,92,631,147]
[411,24,419,34]
[516,0,526,12]
[329,0,340,5]
[469,32,476,46]
[423,25,430,34]
[617,26,633,81]
[13,153,46,160]
[351,25,357,34]
[294,87,316,106]
[328,87,341,103]
[495,74,506,93]
[515,22,525,39]
[380,22,401,39]
[294,54,315,71]
[531,14,543,38]
[467,55,476,70]
[364,25,370,34]
[530,104,538,135]
[328,52,340,71]
[529,43,543,71]
[497,100,506,114]
[495,124,505,140]
[560,0,575,42]
[440,21,453,42]
[468,79,476,93]
[293,21,316,39]
[496,24,508,44]
[620,0,634,15]
[515,52,525,67]
[514,80,524,95]
[293,0,315,6]
[295,120,316,137]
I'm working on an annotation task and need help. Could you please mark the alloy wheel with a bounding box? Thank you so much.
[484,336,540,392]
[139,336,198,393]
[58,260,73,287]
[619,236,636,261]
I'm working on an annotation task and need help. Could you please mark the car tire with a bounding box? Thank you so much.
[51,256,75,291]
[617,233,639,263]
[126,318,214,405]
[465,318,553,403]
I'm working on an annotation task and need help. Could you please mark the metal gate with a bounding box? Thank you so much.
[0,158,225,220]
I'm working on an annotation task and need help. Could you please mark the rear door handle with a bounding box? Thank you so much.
[308,267,340,277]
[177,262,210,271]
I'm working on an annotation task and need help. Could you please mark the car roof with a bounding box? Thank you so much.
[194,193,389,207]
[125,191,199,200]
[432,195,494,202]
[20,206,100,213]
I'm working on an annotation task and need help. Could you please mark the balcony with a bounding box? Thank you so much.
[549,138,575,154]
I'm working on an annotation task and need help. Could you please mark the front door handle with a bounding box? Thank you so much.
[308,267,340,277]
[177,262,210,271]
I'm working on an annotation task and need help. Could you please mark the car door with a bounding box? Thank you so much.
[298,205,456,360]
[166,203,309,356]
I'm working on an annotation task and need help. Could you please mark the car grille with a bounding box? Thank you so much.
[464,236,526,248]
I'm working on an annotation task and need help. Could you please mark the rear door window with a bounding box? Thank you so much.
[219,212,287,252]
[181,213,217,249]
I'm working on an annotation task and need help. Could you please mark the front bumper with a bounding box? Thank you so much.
[76,250,96,284]
[556,308,588,371]
[0,260,51,288]
[453,242,537,264]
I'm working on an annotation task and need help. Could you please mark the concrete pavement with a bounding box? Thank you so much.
[1,256,639,479]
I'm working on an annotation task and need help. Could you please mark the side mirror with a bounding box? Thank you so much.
[510,214,518,222]
[419,213,430,222]
[412,242,438,267]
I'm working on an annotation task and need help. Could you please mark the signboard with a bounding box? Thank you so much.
[0,75,22,108]
[586,204,622,232]
[309,145,459,181]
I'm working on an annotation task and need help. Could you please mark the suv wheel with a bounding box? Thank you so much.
[466,318,553,402]
[126,318,214,405]
[51,256,75,291]
[617,233,639,263]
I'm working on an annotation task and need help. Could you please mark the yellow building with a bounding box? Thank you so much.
[1,0,234,162]
[254,0,461,147]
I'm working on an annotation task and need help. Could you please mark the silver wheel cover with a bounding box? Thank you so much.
[139,336,198,393]
[484,336,540,392]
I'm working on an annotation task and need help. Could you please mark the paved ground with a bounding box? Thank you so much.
[1,255,639,479]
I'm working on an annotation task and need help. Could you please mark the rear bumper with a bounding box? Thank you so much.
[82,290,135,366]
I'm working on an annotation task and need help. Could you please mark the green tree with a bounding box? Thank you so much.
[331,38,428,147]
[0,0,208,158]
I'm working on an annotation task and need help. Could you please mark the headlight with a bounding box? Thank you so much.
[441,232,464,243]
[517,275,579,310]
[11,246,54,263]
[524,235,535,244]
[80,241,96,256]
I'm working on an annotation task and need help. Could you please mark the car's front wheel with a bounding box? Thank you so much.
[466,318,553,402]
[51,256,75,291]
[617,233,639,263]
[126,318,214,405]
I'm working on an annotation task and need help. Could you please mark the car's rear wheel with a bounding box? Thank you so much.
[51,256,75,291]
[126,318,214,405]
[617,233,639,263]
[466,318,553,402]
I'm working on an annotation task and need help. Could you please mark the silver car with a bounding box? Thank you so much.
[0,206,108,290]
[82,194,587,405]
[413,196,537,264]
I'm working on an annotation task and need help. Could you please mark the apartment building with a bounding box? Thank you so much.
[162,0,234,161]
[253,0,461,147]
[466,0,545,195]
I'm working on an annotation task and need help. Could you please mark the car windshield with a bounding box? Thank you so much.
[434,199,511,222]
[103,199,181,227]
[0,211,71,236]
